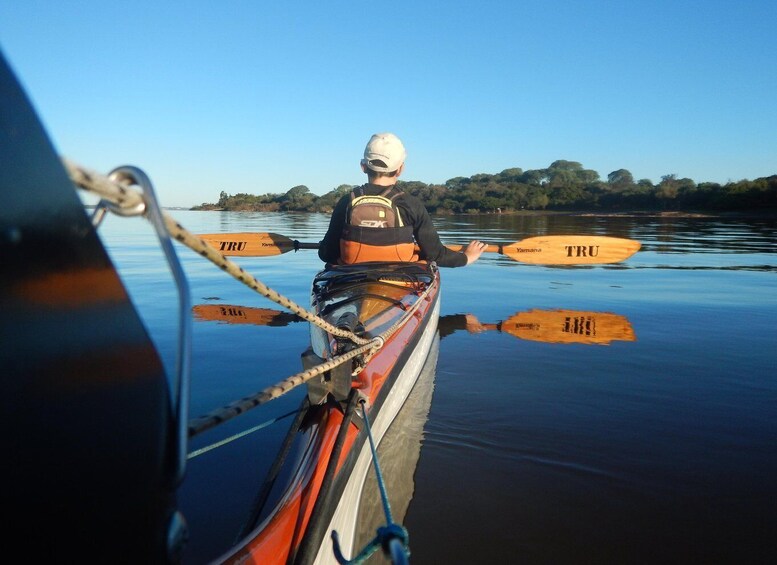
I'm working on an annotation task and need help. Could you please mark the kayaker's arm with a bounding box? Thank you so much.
[318,195,349,263]
[437,314,469,338]
[401,193,469,267]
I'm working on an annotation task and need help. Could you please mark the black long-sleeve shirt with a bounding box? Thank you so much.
[318,183,467,267]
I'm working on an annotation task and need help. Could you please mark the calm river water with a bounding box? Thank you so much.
[97,210,776,564]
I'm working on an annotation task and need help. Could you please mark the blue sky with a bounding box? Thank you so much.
[1,1,775,207]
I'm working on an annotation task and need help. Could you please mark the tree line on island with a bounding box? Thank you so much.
[192,160,776,214]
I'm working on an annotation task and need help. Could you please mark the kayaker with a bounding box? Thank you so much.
[318,132,487,267]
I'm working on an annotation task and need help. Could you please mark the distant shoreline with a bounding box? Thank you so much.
[183,208,776,219]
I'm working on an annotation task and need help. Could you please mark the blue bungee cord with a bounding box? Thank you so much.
[331,398,410,565]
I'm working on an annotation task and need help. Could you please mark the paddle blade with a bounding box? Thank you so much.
[192,304,301,326]
[498,309,636,345]
[197,232,297,256]
[502,235,641,265]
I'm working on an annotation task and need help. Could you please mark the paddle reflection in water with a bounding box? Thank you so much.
[193,304,302,326]
[439,309,636,345]
[193,304,635,346]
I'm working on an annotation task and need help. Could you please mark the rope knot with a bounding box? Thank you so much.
[377,523,409,556]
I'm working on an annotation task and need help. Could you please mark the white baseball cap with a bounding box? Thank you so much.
[361,132,406,172]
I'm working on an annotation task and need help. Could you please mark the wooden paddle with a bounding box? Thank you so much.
[195,232,641,265]
[193,304,634,345]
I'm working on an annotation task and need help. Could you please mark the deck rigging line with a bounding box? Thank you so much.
[187,408,299,459]
[331,397,410,565]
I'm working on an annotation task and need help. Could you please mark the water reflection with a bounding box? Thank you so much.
[193,304,635,346]
[193,304,301,326]
[439,309,635,345]
[352,334,439,563]
[431,213,777,262]
[151,211,777,563]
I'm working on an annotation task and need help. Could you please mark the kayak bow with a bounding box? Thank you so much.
[217,262,441,564]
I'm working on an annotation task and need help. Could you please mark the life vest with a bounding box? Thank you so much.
[340,186,418,264]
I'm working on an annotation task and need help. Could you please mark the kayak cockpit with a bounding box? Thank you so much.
[309,262,436,357]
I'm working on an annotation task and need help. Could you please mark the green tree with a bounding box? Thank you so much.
[526,189,549,210]
[637,179,654,190]
[547,169,578,188]
[280,185,314,210]
[315,184,354,212]
[440,198,460,213]
[520,169,548,185]
[471,173,495,184]
[607,169,635,191]
[506,184,529,209]
[497,168,524,182]
[284,185,310,199]
[581,170,601,184]
[548,160,584,171]
[444,177,469,189]
[480,196,502,212]
[656,174,680,208]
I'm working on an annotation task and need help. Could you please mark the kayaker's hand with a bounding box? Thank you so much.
[464,240,488,265]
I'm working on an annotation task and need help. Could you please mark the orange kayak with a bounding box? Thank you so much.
[216,262,441,564]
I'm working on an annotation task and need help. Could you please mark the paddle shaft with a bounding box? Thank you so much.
[444,243,499,253]
[273,240,486,254]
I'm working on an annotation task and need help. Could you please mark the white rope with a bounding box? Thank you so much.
[64,157,438,433]
[64,158,369,344]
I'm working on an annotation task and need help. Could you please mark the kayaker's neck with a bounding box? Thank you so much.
[367,176,398,187]
[362,161,404,186]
